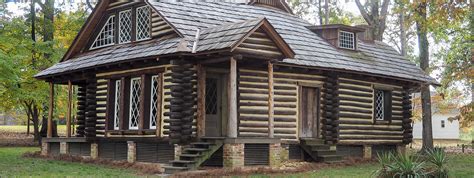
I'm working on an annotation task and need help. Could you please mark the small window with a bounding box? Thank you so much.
[441,120,445,128]
[129,77,141,130]
[114,80,121,130]
[149,75,160,129]
[91,15,115,49]
[339,30,355,50]
[136,6,151,41]
[374,89,392,121]
[119,9,132,44]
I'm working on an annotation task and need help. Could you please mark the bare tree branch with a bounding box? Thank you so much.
[355,0,373,25]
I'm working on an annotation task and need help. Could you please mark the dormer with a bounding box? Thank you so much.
[306,24,366,51]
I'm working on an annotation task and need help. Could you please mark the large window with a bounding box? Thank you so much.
[149,75,160,129]
[114,80,121,130]
[129,77,141,130]
[91,15,115,49]
[136,6,151,41]
[119,9,132,44]
[339,30,355,50]
[374,89,392,121]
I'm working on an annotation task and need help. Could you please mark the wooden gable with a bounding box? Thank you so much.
[232,19,294,60]
[62,0,181,61]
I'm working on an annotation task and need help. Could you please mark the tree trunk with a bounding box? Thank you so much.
[355,0,390,41]
[416,1,433,151]
[324,0,329,24]
[318,0,323,25]
[399,3,407,56]
[32,104,40,142]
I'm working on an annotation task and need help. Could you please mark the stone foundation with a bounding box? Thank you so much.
[269,143,281,167]
[223,143,244,168]
[60,142,69,154]
[41,142,49,156]
[91,143,99,159]
[363,145,372,159]
[127,141,136,163]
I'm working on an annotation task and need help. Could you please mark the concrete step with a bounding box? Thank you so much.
[310,145,330,151]
[162,166,189,174]
[318,155,343,162]
[190,142,215,148]
[313,149,337,156]
[179,154,202,160]
[183,148,208,154]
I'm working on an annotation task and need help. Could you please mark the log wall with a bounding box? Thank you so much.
[85,78,97,137]
[337,77,407,145]
[96,79,108,137]
[76,84,86,137]
[237,68,325,141]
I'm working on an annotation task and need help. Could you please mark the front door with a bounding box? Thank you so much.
[299,87,320,138]
[205,75,223,137]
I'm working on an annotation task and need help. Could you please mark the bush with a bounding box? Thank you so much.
[373,148,450,178]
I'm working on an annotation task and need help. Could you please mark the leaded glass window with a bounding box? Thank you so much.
[91,15,115,49]
[114,80,121,130]
[374,90,385,121]
[136,6,151,41]
[129,77,141,130]
[119,9,132,44]
[205,78,218,114]
[339,30,355,50]
[149,75,160,129]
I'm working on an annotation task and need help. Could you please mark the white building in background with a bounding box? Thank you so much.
[413,111,460,140]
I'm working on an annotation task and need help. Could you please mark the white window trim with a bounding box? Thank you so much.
[129,77,141,130]
[114,80,121,130]
[90,15,115,50]
[338,30,355,50]
[135,6,151,41]
[118,9,132,44]
[149,75,159,129]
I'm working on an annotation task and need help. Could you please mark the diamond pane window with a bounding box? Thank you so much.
[114,80,121,130]
[129,78,141,130]
[205,78,218,114]
[149,75,160,129]
[119,9,132,44]
[374,90,385,121]
[91,15,115,49]
[339,30,355,50]
[136,6,151,41]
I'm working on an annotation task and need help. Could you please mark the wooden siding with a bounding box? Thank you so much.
[151,9,176,38]
[337,77,406,145]
[235,28,283,58]
[96,79,108,137]
[238,68,325,141]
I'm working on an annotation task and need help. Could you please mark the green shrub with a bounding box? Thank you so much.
[425,147,448,178]
[388,153,426,178]
[372,151,395,178]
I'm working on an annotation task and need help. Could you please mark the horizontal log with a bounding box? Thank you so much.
[339,130,403,135]
[339,90,373,98]
[339,125,403,131]
[239,122,296,128]
[339,96,372,104]
[339,113,372,119]
[339,107,372,114]
[239,115,296,122]
[339,85,372,93]
[339,101,372,109]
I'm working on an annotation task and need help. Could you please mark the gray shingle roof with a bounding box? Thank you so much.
[37,1,436,85]
[150,1,436,84]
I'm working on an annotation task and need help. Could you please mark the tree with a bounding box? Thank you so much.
[288,0,364,25]
[355,0,390,41]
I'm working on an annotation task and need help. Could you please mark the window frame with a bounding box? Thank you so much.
[149,75,160,129]
[338,30,355,50]
[129,77,141,130]
[135,6,151,41]
[90,15,116,50]
[373,85,393,123]
[118,9,133,44]
[113,80,121,130]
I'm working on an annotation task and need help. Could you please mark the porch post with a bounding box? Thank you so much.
[66,80,72,138]
[228,57,238,138]
[267,61,274,138]
[196,64,206,138]
[47,82,54,138]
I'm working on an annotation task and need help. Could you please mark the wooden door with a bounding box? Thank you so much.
[205,76,222,137]
[299,87,320,138]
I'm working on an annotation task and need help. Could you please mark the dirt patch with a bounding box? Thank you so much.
[172,157,375,177]
[22,151,163,175]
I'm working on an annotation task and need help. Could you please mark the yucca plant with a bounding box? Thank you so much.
[425,147,448,178]
[372,151,394,178]
[388,153,426,178]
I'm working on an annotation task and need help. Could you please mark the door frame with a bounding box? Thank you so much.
[204,71,229,137]
[298,82,322,138]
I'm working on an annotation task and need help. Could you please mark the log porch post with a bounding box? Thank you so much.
[196,64,206,138]
[228,57,238,138]
[267,61,274,138]
[66,80,72,137]
[47,82,54,138]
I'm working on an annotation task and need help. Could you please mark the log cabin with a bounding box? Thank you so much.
[35,0,437,173]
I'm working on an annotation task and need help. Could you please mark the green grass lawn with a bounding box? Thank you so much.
[0,147,140,177]
[0,147,473,177]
